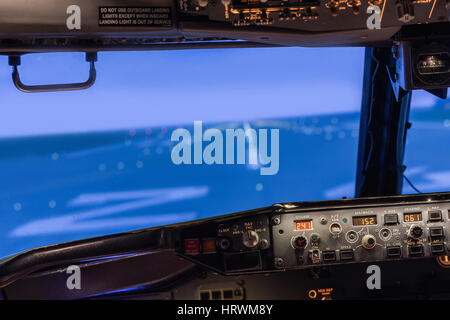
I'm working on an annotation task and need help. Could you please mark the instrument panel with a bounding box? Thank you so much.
[271,203,449,269]
[178,193,450,274]
[2,192,450,299]
[0,0,448,49]
[180,0,449,32]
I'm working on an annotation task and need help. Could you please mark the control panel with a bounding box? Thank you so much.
[0,0,449,53]
[179,0,449,32]
[178,193,450,274]
[272,203,450,269]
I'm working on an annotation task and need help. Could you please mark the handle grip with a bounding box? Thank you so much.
[9,53,97,93]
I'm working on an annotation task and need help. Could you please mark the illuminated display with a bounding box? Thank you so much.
[404,212,422,222]
[438,256,450,267]
[295,220,312,230]
[352,215,377,226]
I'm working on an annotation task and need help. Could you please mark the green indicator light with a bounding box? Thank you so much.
[342,218,348,223]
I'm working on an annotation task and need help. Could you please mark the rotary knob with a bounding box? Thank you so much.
[310,234,321,247]
[293,236,308,249]
[242,230,259,248]
[408,225,423,240]
[361,234,376,250]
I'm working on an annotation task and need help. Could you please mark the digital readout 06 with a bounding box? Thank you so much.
[352,215,377,226]
[295,220,312,230]
[404,212,422,222]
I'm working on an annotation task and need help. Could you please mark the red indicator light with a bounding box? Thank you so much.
[184,239,200,255]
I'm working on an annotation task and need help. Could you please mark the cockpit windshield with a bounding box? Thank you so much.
[0,48,448,259]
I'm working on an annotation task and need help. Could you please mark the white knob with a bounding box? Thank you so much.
[362,234,376,250]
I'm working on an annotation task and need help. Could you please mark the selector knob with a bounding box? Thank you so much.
[310,234,321,247]
[293,236,308,249]
[242,230,259,248]
[362,234,377,250]
[408,225,423,240]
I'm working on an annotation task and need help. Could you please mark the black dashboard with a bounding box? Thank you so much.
[1,192,450,299]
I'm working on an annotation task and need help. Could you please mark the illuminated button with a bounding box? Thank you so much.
[308,290,317,299]
[438,255,450,267]
[197,0,209,7]
[384,214,398,225]
[202,238,217,253]
[428,210,442,222]
[185,239,200,255]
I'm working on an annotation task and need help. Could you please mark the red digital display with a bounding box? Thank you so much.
[295,220,312,230]
[404,212,422,222]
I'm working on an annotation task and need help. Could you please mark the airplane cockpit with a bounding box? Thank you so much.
[0,0,450,303]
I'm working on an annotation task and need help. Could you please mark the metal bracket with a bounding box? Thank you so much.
[8,52,97,93]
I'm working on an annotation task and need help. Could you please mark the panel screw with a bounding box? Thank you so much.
[260,239,269,249]
[272,216,281,225]
[320,217,328,225]
[274,257,284,268]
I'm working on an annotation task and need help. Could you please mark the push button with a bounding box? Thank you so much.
[431,243,445,255]
[387,246,401,258]
[429,227,444,238]
[384,214,398,225]
[428,210,442,222]
[408,244,424,256]
[340,249,354,261]
[323,250,336,262]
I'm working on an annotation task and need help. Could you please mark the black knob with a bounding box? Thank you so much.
[310,234,321,247]
[408,225,423,239]
[217,237,231,250]
[293,236,308,249]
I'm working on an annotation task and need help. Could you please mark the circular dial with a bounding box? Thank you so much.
[217,237,230,250]
[379,228,392,241]
[329,223,342,235]
[408,225,423,239]
[361,234,377,250]
[345,230,359,243]
[242,230,259,248]
[310,234,321,247]
[292,236,308,249]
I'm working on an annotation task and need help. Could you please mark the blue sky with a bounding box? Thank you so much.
[1,47,367,137]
